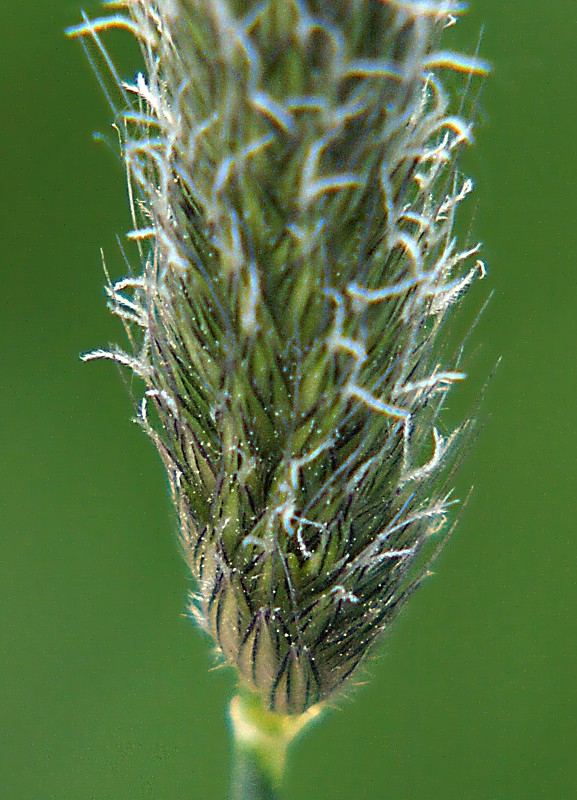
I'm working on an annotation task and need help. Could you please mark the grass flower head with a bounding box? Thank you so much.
[70,0,488,719]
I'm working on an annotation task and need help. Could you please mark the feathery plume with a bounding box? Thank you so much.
[69,0,487,718]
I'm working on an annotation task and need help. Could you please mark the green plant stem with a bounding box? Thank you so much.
[231,744,278,800]
[228,692,323,800]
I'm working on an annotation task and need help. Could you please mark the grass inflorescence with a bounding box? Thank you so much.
[70,0,487,717]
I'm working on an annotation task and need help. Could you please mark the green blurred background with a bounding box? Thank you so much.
[2,2,576,798]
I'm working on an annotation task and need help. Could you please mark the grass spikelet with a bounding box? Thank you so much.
[69,0,487,717]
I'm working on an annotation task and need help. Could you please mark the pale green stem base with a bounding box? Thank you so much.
[230,744,278,800]
[228,692,324,800]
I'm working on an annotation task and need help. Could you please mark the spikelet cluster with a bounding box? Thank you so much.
[71,0,487,715]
